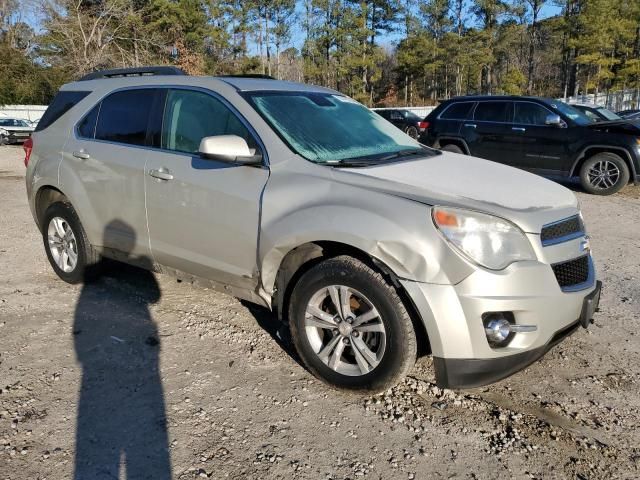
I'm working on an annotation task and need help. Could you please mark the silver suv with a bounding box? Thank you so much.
[25,67,601,392]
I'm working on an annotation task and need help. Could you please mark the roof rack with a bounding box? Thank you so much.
[78,66,186,81]
[217,74,276,80]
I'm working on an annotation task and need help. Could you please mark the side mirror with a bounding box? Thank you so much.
[545,114,564,127]
[198,135,262,165]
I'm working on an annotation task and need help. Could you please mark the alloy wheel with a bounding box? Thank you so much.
[587,159,620,190]
[304,286,386,376]
[47,216,79,273]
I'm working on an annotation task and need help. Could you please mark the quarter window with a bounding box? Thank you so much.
[440,102,474,120]
[161,89,257,154]
[35,91,90,132]
[514,102,552,125]
[473,102,512,122]
[95,89,156,146]
[77,105,100,139]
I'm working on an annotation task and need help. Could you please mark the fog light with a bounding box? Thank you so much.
[483,312,515,348]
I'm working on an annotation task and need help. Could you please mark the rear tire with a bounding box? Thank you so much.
[579,152,629,195]
[288,256,417,393]
[405,126,419,139]
[42,202,101,284]
[440,143,464,154]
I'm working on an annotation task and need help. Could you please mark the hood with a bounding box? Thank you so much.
[332,152,579,234]
[587,119,640,134]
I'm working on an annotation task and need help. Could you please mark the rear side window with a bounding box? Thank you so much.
[35,91,90,132]
[514,102,552,125]
[440,102,474,120]
[95,89,156,146]
[473,101,512,122]
[77,105,100,138]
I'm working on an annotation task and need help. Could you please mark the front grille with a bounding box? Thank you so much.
[552,255,590,289]
[541,215,584,246]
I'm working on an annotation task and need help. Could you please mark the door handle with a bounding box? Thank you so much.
[72,151,90,160]
[149,168,174,181]
[463,123,477,129]
[512,127,526,132]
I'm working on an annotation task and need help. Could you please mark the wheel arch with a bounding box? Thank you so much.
[270,240,431,356]
[435,136,470,154]
[570,145,636,179]
[34,185,69,231]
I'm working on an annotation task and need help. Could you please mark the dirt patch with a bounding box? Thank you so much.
[1,146,639,479]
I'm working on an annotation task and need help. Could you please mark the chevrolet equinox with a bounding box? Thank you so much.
[25,67,601,392]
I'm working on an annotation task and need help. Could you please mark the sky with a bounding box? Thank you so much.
[20,1,563,55]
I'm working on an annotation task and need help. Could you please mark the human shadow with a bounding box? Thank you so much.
[73,220,171,480]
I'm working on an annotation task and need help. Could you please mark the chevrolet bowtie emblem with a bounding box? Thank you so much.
[580,236,591,253]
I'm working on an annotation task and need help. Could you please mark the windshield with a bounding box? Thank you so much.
[546,101,592,126]
[245,92,423,163]
[0,118,29,127]
[596,108,621,120]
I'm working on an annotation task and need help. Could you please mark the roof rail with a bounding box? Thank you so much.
[78,66,186,81]
[217,74,276,80]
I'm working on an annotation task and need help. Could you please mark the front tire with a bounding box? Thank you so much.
[579,152,629,195]
[42,202,101,284]
[289,256,417,393]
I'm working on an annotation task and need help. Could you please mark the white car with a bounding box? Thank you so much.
[0,118,35,145]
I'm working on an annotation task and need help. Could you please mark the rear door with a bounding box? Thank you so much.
[432,101,474,147]
[464,101,513,163]
[62,88,156,258]
[510,101,570,174]
[145,88,269,291]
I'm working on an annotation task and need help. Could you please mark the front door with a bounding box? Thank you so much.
[509,101,570,175]
[145,88,269,291]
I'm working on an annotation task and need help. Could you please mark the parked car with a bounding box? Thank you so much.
[374,108,427,138]
[569,103,622,122]
[26,67,600,392]
[420,96,640,195]
[0,118,35,144]
[616,109,640,118]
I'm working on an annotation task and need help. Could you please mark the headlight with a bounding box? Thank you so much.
[432,206,536,270]
[0,128,7,135]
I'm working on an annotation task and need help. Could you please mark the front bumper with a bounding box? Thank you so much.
[400,254,600,388]
[434,280,600,388]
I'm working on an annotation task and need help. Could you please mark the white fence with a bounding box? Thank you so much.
[0,105,48,121]
[371,106,436,118]
[563,89,640,111]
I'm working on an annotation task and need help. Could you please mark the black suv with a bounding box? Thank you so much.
[420,96,640,195]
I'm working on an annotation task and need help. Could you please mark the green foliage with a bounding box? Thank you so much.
[0,0,639,106]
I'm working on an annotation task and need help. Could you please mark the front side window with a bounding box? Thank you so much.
[161,89,257,154]
[473,101,512,122]
[245,92,422,163]
[513,102,553,125]
[95,89,156,146]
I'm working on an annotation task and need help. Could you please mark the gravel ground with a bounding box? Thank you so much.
[1,145,639,480]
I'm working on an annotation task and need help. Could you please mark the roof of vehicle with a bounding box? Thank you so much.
[444,95,557,103]
[63,73,338,95]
